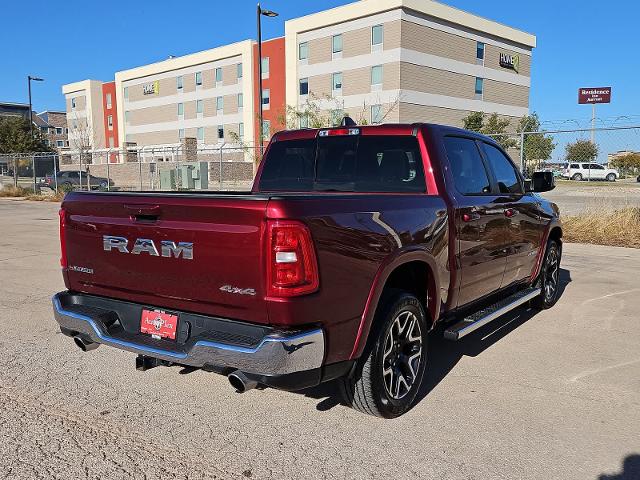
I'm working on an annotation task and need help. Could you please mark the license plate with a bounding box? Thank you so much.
[140,309,178,340]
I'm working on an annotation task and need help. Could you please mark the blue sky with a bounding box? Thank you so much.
[2,0,638,129]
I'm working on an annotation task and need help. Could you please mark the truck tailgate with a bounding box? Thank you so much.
[61,192,270,324]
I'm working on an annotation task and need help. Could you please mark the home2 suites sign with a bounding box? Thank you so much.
[143,81,159,95]
[499,52,520,73]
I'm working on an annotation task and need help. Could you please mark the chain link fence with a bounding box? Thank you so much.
[486,125,640,179]
[2,125,640,195]
[0,145,261,193]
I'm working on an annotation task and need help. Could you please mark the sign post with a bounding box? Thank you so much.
[578,87,612,181]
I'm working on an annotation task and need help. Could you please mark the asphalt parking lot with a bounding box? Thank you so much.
[542,179,640,215]
[1,199,639,480]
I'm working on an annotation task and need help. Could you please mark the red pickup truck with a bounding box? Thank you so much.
[53,121,561,418]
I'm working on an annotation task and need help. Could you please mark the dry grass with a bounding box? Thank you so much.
[563,207,640,249]
[25,191,65,202]
[0,185,33,197]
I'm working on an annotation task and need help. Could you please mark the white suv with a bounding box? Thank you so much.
[563,163,619,181]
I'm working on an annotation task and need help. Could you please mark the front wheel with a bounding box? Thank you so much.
[339,291,429,418]
[606,173,616,182]
[572,173,583,181]
[532,240,561,309]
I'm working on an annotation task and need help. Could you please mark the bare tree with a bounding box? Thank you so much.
[67,114,102,189]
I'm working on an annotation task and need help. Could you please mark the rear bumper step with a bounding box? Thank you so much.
[444,287,541,341]
[52,291,325,378]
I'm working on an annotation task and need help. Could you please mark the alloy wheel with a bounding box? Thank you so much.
[382,310,423,400]
[544,247,560,302]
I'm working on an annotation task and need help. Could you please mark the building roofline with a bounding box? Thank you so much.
[285,0,536,48]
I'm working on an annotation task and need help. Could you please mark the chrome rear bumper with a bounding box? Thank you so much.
[52,292,325,376]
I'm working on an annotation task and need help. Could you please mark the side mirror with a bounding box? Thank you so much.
[526,171,555,193]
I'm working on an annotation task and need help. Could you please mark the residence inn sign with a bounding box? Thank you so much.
[578,87,612,104]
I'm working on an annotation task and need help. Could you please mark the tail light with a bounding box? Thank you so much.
[59,208,67,268]
[266,220,319,297]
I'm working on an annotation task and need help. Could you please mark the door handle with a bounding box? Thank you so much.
[504,208,518,218]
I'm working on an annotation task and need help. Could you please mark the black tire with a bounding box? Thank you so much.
[339,291,429,418]
[532,240,561,310]
[99,180,108,189]
[606,173,616,182]
[572,173,583,181]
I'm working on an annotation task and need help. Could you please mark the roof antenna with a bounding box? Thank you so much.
[340,116,357,127]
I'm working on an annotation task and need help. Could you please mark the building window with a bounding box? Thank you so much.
[124,87,128,100]
[299,78,309,96]
[178,128,185,140]
[372,25,384,47]
[332,72,343,92]
[196,100,204,114]
[72,120,78,129]
[262,89,270,107]
[71,98,76,109]
[215,67,223,83]
[261,120,270,140]
[56,140,65,147]
[56,127,63,135]
[217,126,224,139]
[332,34,343,55]
[475,77,484,98]
[237,63,243,79]
[216,96,223,112]
[261,57,269,78]
[238,122,244,139]
[476,42,485,64]
[107,115,113,129]
[177,76,183,89]
[177,103,184,116]
[237,93,243,109]
[371,105,383,124]
[124,111,130,124]
[298,42,308,60]
[197,127,204,142]
[300,114,309,128]
[195,71,202,86]
[371,65,383,87]
[106,93,112,108]
[65,128,69,134]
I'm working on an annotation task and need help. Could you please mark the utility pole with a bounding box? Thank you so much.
[27,76,44,137]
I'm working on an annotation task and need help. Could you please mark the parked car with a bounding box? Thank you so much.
[42,171,112,190]
[52,119,562,418]
[562,162,618,181]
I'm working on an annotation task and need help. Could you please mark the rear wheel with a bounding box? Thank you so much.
[532,240,561,309]
[572,173,583,181]
[339,291,428,418]
[606,173,616,182]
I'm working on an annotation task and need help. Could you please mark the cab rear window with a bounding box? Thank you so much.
[258,135,426,193]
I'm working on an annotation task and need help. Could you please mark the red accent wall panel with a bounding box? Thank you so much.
[253,37,286,149]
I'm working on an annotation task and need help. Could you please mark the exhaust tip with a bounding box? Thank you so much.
[228,371,258,393]
[73,336,99,352]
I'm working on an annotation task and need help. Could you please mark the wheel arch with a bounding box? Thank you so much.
[349,250,440,360]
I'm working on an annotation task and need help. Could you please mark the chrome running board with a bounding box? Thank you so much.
[444,287,541,341]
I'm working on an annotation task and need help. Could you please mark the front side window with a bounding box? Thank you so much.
[481,142,523,194]
[443,136,491,195]
[195,71,202,85]
[215,67,223,83]
[332,34,343,54]
[258,135,426,193]
[372,25,383,46]
[332,72,343,91]
[299,78,309,95]
[371,65,383,86]
[298,42,308,60]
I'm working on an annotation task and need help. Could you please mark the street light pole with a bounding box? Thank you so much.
[27,76,44,137]
[256,3,278,153]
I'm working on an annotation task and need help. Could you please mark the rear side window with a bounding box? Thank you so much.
[443,136,491,195]
[258,135,425,193]
[481,142,523,194]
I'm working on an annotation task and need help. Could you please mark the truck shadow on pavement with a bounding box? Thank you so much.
[299,268,572,413]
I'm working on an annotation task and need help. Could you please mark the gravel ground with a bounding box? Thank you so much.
[1,199,639,480]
